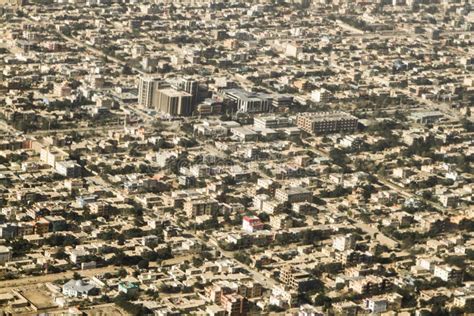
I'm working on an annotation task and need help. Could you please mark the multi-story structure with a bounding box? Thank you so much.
[237,282,262,298]
[0,246,11,264]
[242,216,264,233]
[184,197,219,217]
[54,82,72,98]
[280,266,319,292]
[253,116,289,129]
[172,77,200,105]
[55,160,82,178]
[365,297,388,314]
[349,276,392,295]
[270,214,293,230]
[223,89,272,113]
[296,112,358,134]
[137,76,162,108]
[433,265,463,283]
[221,293,248,316]
[311,88,332,103]
[155,88,193,116]
[275,187,312,204]
[333,234,356,252]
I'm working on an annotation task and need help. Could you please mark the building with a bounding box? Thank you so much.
[275,187,312,204]
[223,89,272,113]
[439,194,459,208]
[242,216,264,233]
[62,279,98,298]
[349,276,392,295]
[55,160,82,178]
[172,77,200,106]
[137,76,162,108]
[296,112,358,134]
[118,281,139,296]
[365,297,387,314]
[333,234,356,252]
[408,111,444,124]
[155,88,193,116]
[230,127,258,142]
[433,265,463,283]
[54,82,72,98]
[0,246,11,265]
[184,197,219,217]
[270,214,293,230]
[254,116,289,129]
[333,301,359,316]
[311,88,332,103]
[221,293,248,316]
[280,266,319,292]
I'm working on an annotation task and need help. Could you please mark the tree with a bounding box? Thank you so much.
[313,294,332,309]
[118,268,127,278]
[73,272,82,280]
[137,259,149,270]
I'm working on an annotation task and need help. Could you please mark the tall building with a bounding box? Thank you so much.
[155,88,193,116]
[296,111,358,134]
[137,76,162,108]
[172,78,199,105]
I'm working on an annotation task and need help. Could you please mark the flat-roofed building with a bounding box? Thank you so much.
[137,75,163,108]
[223,89,272,113]
[296,111,358,134]
[155,88,193,116]
[254,116,289,129]
[275,187,312,204]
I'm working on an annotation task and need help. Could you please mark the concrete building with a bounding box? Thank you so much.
[62,279,98,298]
[242,216,264,233]
[254,116,289,129]
[221,293,248,316]
[137,75,163,108]
[275,187,312,204]
[311,88,332,103]
[223,89,272,113]
[55,160,82,178]
[184,197,219,217]
[280,266,319,292]
[0,246,11,265]
[333,234,356,252]
[296,112,358,134]
[155,88,193,116]
[433,265,463,283]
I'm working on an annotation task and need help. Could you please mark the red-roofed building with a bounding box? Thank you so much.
[242,216,264,233]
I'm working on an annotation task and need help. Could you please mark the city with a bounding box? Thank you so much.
[0,0,472,315]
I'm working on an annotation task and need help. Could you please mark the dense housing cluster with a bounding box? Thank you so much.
[0,0,473,315]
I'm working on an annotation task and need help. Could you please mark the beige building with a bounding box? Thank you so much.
[296,112,358,134]
[0,246,11,265]
[155,88,193,116]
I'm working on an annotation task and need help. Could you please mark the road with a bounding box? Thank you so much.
[0,266,119,293]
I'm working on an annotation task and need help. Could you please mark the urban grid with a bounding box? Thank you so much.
[0,0,472,315]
